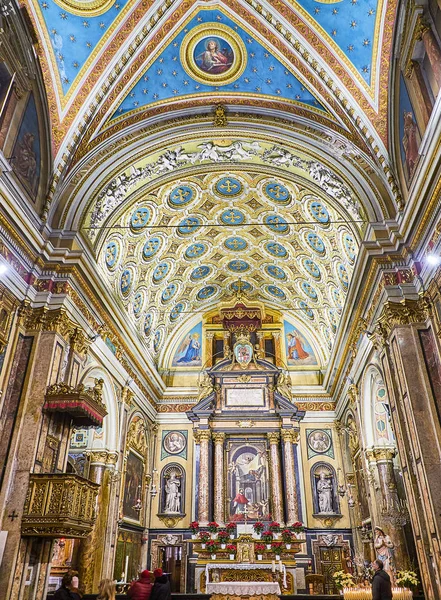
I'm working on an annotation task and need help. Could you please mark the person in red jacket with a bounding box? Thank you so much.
[128,570,153,600]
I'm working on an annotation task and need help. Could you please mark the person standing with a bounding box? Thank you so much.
[372,559,392,600]
[128,570,153,600]
[150,568,171,600]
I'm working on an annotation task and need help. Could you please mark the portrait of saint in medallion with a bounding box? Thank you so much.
[163,431,186,455]
[194,37,234,75]
[308,430,331,454]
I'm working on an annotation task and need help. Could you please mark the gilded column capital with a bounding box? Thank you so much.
[281,429,299,444]
[374,447,397,462]
[194,429,211,444]
[267,431,280,445]
[256,331,264,339]
[373,298,431,347]
[365,449,377,462]
[87,450,119,466]
[272,331,281,340]
[206,331,215,340]
[223,331,231,340]
[212,431,226,444]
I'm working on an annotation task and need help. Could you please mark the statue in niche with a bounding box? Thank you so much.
[374,527,395,581]
[198,371,214,401]
[164,471,181,514]
[317,471,334,513]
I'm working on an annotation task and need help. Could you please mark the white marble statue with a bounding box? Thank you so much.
[164,471,181,513]
[317,472,334,513]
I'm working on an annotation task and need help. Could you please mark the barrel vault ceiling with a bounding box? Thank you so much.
[20,0,401,374]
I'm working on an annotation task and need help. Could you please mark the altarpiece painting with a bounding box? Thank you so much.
[227,440,270,521]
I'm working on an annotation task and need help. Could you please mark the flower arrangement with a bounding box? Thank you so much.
[255,543,266,560]
[190,521,199,535]
[226,544,237,554]
[272,541,283,560]
[281,529,293,543]
[208,521,219,533]
[332,571,355,589]
[253,522,265,534]
[217,530,229,542]
[226,523,236,534]
[290,522,305,533]
[269,521,281,533]
[199,531,210,542]
[206,540,219,552]
[396,570,419,588]
[261,530,274,543]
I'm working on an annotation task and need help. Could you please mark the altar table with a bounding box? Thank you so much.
[206,582,281,595]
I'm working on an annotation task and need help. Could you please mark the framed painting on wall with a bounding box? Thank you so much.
[123,450,144,522]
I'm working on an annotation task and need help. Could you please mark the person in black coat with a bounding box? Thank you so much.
[372,560,392,600]
[150,569,171,600]
[53,573,80,600]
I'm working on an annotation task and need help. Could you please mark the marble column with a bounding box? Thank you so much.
[206,331,215,367]
[374,299,441,600]
[376,449,409,567]
[267,432,284,524]
[421,25,441,89]
[213,432,226,525]
[194,429,211,525]
[281,429,299,523]
[78,450,119,593]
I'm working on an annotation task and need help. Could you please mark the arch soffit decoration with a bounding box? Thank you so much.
[22,0,398,183]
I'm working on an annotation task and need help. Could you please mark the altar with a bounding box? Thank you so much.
[205,564,282,600]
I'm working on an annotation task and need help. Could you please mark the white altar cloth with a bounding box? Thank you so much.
[205,563,287,589]
[206,582,281,595]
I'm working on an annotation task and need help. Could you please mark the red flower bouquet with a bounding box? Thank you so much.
[261,530,274,543]
[269,521,281,533]
[208,521,219,533]
[253,521,265,534]
[190,521,199,534]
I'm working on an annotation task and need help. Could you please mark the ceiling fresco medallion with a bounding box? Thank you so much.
[51,0,114,16]
[180,23,247,86]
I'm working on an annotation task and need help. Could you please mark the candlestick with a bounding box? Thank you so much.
[124,555,129,582]
[271,560,276,572]
[278,560,283,572]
